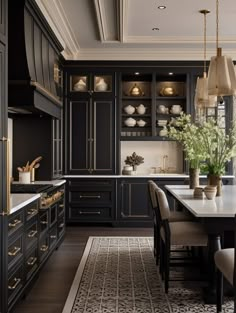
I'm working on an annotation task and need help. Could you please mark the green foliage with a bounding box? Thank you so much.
[125,152,144,167]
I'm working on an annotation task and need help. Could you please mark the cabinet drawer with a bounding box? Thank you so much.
[8,263,24,305]
[8,211,24,237]
[25,220,38,251]
[8,235,23,269]
[25,247,38,281]
[69,179,113,188]
[50,204,57,227]
[69,206,112,220]
[25,201,39,222]
[57,199,65,217]
[39,210,49,235]
[58,215,65,238]
[39,235,49,263]
[70,190,112,203]
[49,226,57,250]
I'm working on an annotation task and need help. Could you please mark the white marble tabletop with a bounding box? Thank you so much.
[10,193,40,215]
[165,185,236,218]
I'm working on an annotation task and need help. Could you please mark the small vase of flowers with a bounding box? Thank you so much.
[124,152,144,174]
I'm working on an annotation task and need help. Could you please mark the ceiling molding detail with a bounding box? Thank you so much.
[71,47,236,61]
[94,0,121,42]
[35,0,80,59]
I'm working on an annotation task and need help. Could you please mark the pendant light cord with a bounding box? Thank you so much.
[216,0,219,52]
[203,11,207,74]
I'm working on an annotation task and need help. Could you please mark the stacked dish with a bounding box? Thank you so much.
[157,120,168,127]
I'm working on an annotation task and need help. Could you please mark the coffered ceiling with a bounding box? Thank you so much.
[35,0,236,61]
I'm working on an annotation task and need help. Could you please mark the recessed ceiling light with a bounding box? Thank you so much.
[134,72,140,75]
[152,27,159,31]
[169,72,173,75]
[158,5,166,10]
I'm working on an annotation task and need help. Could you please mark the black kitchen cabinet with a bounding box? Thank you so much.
[64,72,116,174]
[0,0,6,44]
[52,117,63,178]
[117,178,153,226]
[66,178,115,224]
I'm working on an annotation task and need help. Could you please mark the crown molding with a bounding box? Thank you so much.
[35,0,80,58]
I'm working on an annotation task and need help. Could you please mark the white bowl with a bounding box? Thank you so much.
[137,119,146,127]
[124,117,136,127]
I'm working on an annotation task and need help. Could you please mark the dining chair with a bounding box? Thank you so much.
[155,187,208,293]
[214,215,236,313]
[148,180,193,265]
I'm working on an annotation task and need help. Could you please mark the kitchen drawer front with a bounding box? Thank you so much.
[25,201,39,222]
[39,210,49,235]
[58,215,65,239]
[69,206,112,220]
[49,225,57,250]
[25,246,39,281]
[39,235,50,263]
[25,220,38,251]
[8,263,24,306]
[57,198,65,217]
[49,203,57,227]
[8,211,24,237]
[69,179,113,189]
[70,190,112,204]
[8,234,23,270]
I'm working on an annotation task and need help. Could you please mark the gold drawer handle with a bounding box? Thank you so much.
[8,278,21,290]
[40,220,48,225]
[79,195,101,199]
[28,230,38,238]
[79,211,101,215]
[27,256,37,266]
[59,223,64,228]
[27,209,38,215]
[50,235,57,239]
[9,219,21,228]
[59,204,64,208]
[8,246,21,256]
[40,245,48,252]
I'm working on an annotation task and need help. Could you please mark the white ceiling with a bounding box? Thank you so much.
[35,0,236,61]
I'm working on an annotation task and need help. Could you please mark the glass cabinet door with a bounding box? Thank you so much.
[71,75,88,92]
[70,74,113,93]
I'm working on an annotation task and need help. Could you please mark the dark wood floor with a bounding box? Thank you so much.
[12,226,153,313]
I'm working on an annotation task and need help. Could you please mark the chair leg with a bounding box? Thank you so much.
[160,239,164,280]
[165,242,170,294]
[156,228,160,266]
[216,269,223,313]
[153,224,157,257]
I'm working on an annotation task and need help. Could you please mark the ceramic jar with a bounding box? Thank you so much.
[124,117,136,127]
[160,87,176,96]
[171,105,182,114]
[157,105,166,114]
[136,104,146,114]
[159,129,168,136]
[136,119,146,127]
[96,78,108,91]
[74,79,86,91]
[130,84,143,96]
[124,105,135,114]
[204,185,217,200]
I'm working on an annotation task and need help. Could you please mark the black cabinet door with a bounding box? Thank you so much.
[118,179,152,223]
[67,99,115,174]
[0,0,6,44]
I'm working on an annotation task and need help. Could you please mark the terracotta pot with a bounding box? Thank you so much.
[189,168,200,189]
[207,174,222,196]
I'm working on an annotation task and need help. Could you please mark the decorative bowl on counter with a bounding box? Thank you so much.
[136,119,146,127]
[124,105,135,114]
[124,117,136,127]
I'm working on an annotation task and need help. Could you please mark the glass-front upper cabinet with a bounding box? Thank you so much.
[70,74,113,94]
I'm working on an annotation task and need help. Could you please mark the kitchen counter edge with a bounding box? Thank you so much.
[10,194,40,215]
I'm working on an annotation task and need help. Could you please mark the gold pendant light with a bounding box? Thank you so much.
[195,9,216,118]
[208,0,236,96]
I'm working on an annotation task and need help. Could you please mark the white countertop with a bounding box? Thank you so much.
[63,175,234,179]
[13,179,66,186]
[10,194,40,215]
[165,185,236,218]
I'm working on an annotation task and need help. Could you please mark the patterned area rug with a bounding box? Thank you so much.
[62,237,233,313]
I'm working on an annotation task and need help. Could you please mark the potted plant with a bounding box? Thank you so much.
[166,113,208,189]
[124,152,144,173]
[199,117,236,195]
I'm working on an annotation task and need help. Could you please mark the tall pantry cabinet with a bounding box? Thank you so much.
[0,0,8,311]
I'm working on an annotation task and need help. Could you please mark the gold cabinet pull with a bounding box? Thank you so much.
[59,204,64,208]
[8,246,21,256]
[27,208,38,215]
[9,219,21,228]
[79,195,101,199]
[27,256,37,266]
[40,220,48,225]
[8,278,21,290]
[79,211,101,215]
[1,137,10,215]
[50,235,57,239]
[59,223,64,228]
[28,230,38,238]
[40,245,48,252]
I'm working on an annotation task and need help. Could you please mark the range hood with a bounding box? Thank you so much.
[8,0,64,119]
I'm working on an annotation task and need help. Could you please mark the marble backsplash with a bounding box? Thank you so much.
[120,141,183,174]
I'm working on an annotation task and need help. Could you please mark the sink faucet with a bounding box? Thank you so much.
[158,155,169,173]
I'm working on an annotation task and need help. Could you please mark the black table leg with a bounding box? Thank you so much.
[203,234,221,304]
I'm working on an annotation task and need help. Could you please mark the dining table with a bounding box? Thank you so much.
[165,184,236,304]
